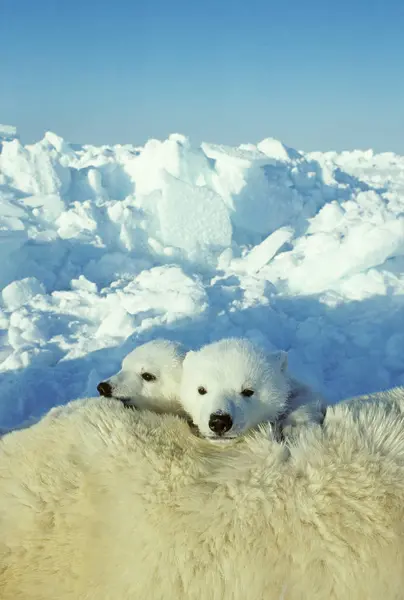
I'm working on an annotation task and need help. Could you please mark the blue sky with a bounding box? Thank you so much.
[1,0,404,152]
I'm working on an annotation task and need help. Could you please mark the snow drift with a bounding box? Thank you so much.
[0,126,403,430]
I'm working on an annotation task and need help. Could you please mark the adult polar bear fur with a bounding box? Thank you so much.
[1,390,404,600]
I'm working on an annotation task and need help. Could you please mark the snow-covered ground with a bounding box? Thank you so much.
[1,126,404,432]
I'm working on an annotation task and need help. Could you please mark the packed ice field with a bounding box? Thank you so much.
[0,124,403,432]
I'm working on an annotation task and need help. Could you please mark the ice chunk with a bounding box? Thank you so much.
[96,305,135,339]
[44,131,76,160]
[287,215,404,294]
[257,137,302,161]
[0,138,70,195]
[23,194,65,222]
[232,226,294,274]
[2,277,46,310]
[56,201,98,240]
[127,135,214,197]
[157,174,232,263]
[205,142,319,237]
[117,265,208,319]
[71,275,98,293]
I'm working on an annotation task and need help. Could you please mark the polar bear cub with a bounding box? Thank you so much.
[97,339,186,415]
[180,337,325,441]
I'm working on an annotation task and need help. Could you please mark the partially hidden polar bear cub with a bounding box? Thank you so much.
[97,339,187,416]
[97,337,325,440]
[180,338,326,441]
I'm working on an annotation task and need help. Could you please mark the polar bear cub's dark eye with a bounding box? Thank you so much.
[141,372,157,382]
[198,386,207,395]
[241,388,254,397]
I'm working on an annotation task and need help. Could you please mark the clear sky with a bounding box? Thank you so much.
[1,0,404,152]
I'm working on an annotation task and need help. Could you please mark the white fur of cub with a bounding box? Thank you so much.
[180,338,325,441]
[98,339,186,415]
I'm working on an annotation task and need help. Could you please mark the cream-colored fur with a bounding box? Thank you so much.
[1,389,404,600]
[279,373,325,437]
[335,385,404,413]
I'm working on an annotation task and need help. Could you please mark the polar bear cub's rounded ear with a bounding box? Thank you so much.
[271,350,288,373]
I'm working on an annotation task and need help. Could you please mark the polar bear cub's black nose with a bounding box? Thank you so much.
[97,381,112,397]
[209,412,233,435]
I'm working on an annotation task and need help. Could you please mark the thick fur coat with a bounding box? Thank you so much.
[1,388,404,599]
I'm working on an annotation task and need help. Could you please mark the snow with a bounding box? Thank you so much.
[0,127,404,433]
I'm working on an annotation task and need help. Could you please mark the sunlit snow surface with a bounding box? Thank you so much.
[0,127,403,431]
